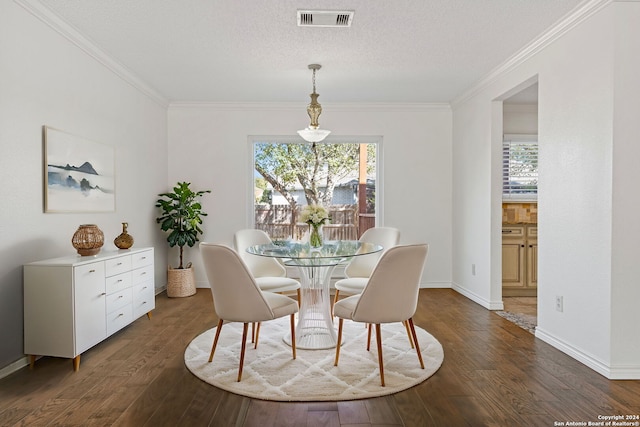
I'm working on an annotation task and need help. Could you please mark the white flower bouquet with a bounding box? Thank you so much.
[300,204,330,226]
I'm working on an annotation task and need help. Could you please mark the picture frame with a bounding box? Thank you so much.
[44,126,115,213]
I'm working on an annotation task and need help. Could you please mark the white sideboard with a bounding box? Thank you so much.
[24,247,155,371]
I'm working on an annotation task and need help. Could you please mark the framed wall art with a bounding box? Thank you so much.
[44,126,115,212]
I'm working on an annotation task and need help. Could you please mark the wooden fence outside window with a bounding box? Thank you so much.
[255,204,374,241]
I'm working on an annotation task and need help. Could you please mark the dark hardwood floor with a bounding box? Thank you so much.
[1,289,638,426]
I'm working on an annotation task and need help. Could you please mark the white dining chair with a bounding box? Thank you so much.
[234,229,301,344]
[200,243,298,382]
[234,229,301,305]
[333,244,428,386]
[332,227,400,314]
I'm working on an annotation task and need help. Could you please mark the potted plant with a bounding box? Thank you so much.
[156,182,211,297]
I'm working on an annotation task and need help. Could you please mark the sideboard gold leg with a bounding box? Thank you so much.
[72,355,80,372]
[29,355,36,369]
[147,311,153,320]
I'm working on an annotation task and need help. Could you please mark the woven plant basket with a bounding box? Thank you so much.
[167,265,196,298]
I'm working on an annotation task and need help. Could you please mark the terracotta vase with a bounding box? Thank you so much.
[72,224,104,256]
[114,222,134,249]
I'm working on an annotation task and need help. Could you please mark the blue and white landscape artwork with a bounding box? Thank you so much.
[45,127,115,212]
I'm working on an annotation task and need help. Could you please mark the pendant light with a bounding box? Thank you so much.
[297,64,331,143]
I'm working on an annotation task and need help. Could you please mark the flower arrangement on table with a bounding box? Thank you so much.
[300,204,330,248]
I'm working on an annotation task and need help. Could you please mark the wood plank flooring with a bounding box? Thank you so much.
[1,289,638,426]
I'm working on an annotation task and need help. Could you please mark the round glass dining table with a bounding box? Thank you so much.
[247,240,382,350]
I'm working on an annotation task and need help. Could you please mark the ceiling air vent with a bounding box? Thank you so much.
[297,10,354,28]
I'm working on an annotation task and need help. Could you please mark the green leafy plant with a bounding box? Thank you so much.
[156,182,211,269]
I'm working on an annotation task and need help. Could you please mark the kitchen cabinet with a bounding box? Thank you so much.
[502,225,537,296]
[24,248,154,371]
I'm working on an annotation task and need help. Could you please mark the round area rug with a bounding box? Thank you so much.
[184,317,444,401]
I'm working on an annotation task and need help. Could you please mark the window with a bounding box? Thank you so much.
[502,134,538,200]
[251,137,379,240]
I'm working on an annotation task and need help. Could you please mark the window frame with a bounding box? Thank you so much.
[502,133,538,202]
[248,135,383,232]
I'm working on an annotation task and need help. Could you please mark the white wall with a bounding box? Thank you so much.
[167,103,453,289]
[452,1,640,378]
[503,104,538,135]
[0,2,169,369]
[610,3,640,375]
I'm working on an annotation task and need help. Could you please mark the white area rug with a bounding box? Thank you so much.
[184,317,444,401]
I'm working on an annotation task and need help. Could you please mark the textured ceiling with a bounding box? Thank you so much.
[36,0,586,103]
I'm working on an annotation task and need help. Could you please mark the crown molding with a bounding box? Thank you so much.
[451,0,613,108]
[14,0,169,108]
[168,101,451,113]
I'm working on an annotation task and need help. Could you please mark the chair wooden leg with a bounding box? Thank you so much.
[238,323,249,382]
[334,318,344,366]
[408,318,424,369]
[366,323,372,351]
[251,322,255,343]
[296,289,301,307]
[375,324,385,386]
[254,322,262,349]
[331,290,340,317]
[403,320,415,349]
[290,314,297,360]
[209,319,224,362]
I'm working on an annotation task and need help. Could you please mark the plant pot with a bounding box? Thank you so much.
[167,265,196,298]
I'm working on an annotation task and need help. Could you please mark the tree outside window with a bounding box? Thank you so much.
[253,141,376,240]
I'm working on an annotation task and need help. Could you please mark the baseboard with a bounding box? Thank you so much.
[606,365,640,380]
[535,327,640,380]
[420,281,451,289]
[0,356,31,380]
[451,282,504,310]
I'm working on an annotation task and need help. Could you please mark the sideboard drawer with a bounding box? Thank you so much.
[106,288,132,313]
[131,265,153,285]
[132,250,153,269]
[105,255,132,277]
[106,271,132,294]
[106,305,133,335]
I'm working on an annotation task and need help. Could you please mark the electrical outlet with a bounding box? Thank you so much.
[556,296,563,312]
[472,264,476,276]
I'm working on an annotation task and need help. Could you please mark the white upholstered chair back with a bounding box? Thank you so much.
[352,244,428,324]
[200,243,275,322]
[233,229,287,278]
[344,227,401,278]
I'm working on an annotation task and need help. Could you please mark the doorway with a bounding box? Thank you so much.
[501,82,539,327]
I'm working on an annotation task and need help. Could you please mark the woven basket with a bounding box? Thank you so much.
[167,265,196,298]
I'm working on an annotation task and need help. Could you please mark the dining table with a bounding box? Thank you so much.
[247,240,382,350]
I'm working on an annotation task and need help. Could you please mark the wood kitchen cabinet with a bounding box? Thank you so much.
[502,225,537,296]
[24,248,155,371]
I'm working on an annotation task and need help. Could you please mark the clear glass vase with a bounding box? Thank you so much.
[309,224,323,248]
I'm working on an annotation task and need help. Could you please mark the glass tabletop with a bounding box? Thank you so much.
[247,240,382,267]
